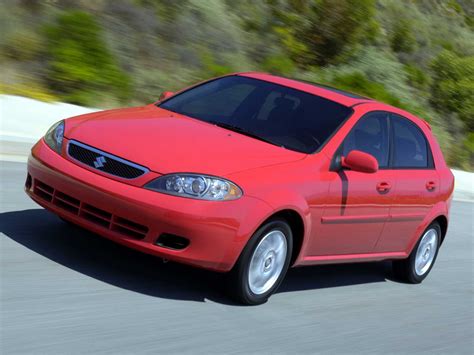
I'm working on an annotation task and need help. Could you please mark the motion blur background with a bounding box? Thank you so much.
[1,0,473,170]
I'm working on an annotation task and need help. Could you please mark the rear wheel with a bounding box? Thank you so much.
[229,219,292,305]
[393,222,441,283]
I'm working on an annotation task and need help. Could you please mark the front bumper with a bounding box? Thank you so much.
[25,139,273,272]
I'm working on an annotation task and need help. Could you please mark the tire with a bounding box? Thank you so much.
[228,218,293,305]
[393,222,441,284]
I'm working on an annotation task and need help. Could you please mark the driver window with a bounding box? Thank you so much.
[342,112,389,168]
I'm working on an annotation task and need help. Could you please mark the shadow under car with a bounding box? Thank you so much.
[0,208,392,305]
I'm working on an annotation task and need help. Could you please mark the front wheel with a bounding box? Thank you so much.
[229,219,293,305]
[393,222,441,283]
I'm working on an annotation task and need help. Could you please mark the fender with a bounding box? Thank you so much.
[220,195,276,271]
[243,189,313,265]
[227,155,330,266]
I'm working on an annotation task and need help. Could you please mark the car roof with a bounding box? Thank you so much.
[352,101,432,131]
[238,72,373,107]
[237,72,431,130]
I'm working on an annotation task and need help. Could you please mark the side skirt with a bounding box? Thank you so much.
[296,251,407,266]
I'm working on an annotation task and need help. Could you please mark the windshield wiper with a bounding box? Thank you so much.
[208,121,285,149]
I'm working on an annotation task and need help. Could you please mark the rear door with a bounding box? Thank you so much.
[374,114,439,253]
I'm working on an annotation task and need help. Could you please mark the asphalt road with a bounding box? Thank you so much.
[1,161,473,354]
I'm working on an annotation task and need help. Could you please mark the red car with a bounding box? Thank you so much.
[25,73,454,304]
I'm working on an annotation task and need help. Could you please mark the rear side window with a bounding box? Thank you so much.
[392,115,429,168]
[342,112,390,168]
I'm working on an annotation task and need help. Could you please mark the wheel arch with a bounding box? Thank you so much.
[259,209,306,266]
[432,214,448,245]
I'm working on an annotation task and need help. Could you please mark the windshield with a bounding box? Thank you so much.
[158,76,353,153]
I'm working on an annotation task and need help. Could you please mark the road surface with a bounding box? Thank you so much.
[1,161,473,354]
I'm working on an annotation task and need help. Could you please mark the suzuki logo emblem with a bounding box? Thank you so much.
[93,156,107,168]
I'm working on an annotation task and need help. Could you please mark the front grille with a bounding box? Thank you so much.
[32,178,148,240]
[68,140,148,179]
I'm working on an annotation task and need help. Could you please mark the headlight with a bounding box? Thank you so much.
[145,174,242,201]
[44,120,65,154]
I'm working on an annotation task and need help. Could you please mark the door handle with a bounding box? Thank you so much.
[426,181,437,191]
[376,182,391,193]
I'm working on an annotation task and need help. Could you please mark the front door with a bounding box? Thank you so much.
[309,111,396,256]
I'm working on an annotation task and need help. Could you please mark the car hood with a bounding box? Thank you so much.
[65,105,306,176]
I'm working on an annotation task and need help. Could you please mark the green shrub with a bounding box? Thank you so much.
[430,50,474,130]
[325,70,427,119]
[330,71,404,107]
[44,11,131,106]
[261,54,295,76]
[319,47,417,104]
[463,132,474,170]
[446,133,474,171]
[2,29,43,61]
[390,19,418,54]
[289,0,378,66]
[0,82,57,102]
[199,51,234,78]
[404,64,430,90]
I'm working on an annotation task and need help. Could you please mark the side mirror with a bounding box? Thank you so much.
[159,91,174,101]
[341,150,378,173]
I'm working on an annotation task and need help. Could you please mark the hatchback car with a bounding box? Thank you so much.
[25,73,454,304]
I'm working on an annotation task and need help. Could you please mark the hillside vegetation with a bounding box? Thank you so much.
[1,0,473,169]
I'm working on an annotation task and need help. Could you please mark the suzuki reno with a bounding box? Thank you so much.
[26,73,454,304]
